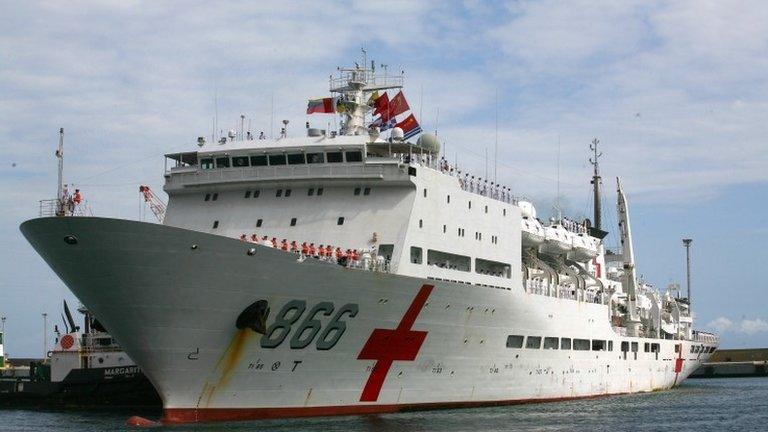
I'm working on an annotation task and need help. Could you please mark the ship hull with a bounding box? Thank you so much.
[21,217,715,424]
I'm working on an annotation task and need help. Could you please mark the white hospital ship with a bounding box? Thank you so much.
[21,60,717,424]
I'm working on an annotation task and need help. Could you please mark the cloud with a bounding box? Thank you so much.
[707,317,768,335]
[707,317,734,333]
[740,319,768,335]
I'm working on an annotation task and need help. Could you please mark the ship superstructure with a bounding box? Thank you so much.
[21,59,717,424]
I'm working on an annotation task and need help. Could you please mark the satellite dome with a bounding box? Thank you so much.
[417,133,440,153]
[391,127,404,141]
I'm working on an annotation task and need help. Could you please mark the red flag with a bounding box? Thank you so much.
[386,91,410,119]
[373,93,389,117]
[307,98,336,114]
[395,114,422,139]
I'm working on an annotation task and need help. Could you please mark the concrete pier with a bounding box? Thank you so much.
[690,348,768,378]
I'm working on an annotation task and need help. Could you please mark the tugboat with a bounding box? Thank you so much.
[0,301,160,408]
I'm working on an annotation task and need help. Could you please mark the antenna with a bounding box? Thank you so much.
[270,93,275,139]
[494,89,498,183]
[419,83,424,127]
[556,134,561,221]
[214,82,219,139]
[589,138,603,230]
[683,238,693,307]
[56,128,64,216]
[434,107,440,137]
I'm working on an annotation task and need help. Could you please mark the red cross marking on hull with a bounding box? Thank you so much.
[357,284,434,402]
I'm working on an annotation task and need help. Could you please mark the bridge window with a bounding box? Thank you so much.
[525,336,542,349]
[631,342,639,352]
[443,224,446,233]
[345,150,363,162]
[212,193,218,201]
[307,152,325,164]
[253,190,260,198]
[364,187,371,196]
[592,340,607,351]
[427,249,470,272]
[308,188,315,196]
[506,335,524,348]
[651,343,660,353]
[543,337,559,349]
[250,155,268,166]
[215,157,230,168]
[419,219,423,228]
[285,189,292,197]
[608,341,614,351]
[573,339,590,351]
[268,154,286,165]
[485,205,488,214]
[244,191,251,198]
[204,193,211,201]
[560,338,572,350]
[354,187,361,196]
[644,343,650,353]
[287,153,305,165]
[276,189,283,197]
[200,158,214,170]
[674,344,680,353]
[317,188,324,196]
[621,341,629,352]
[410,246,423,264]
[475,258,511,278]
[423,188,427,197]
[327,151,343,163]
[232,156,249,167]
[447,195,450,203]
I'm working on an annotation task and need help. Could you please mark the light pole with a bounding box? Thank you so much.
[683,239,692,306]
[42,313,48,359]
[1,316,5,334]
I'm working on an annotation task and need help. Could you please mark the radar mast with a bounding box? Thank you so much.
[589,138,602,230]
[329,50,404,136]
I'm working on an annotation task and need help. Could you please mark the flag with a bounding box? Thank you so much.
[373,92,390,117]
[386,91,410,119]
[367,90,380,106]
[396,114,422,139]
[307,97,336,114]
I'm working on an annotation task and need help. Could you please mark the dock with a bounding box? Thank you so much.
[690,348,768,378]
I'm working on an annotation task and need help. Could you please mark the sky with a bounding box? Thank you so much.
[1,0,767,357]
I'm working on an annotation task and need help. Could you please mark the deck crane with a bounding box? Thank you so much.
[139,185,166,223]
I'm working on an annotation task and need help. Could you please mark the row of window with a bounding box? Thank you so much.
[506,335,610,351]
[211,216,347,230]
[425,189,508,217]
[410,247,511,278]
[208,187,371,202]
[200,150,363,170]
[692,345,716,354]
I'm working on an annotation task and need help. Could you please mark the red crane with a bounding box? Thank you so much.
[139,185,166,222]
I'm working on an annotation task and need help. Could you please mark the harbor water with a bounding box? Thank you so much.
[0,377,765,431]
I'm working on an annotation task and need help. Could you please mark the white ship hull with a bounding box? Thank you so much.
[21,217,716,423]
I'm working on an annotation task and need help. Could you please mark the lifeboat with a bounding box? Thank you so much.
[569,233,599,262]
[521,217,545,247]
[539,224,573,256]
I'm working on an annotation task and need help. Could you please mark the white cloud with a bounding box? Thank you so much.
[740,318,768,335]
[707,317,734,333]
[706,316,768,335]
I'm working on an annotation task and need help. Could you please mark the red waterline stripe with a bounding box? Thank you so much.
[160,392,635,424]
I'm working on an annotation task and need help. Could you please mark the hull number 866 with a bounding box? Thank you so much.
[260,300,359,350]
